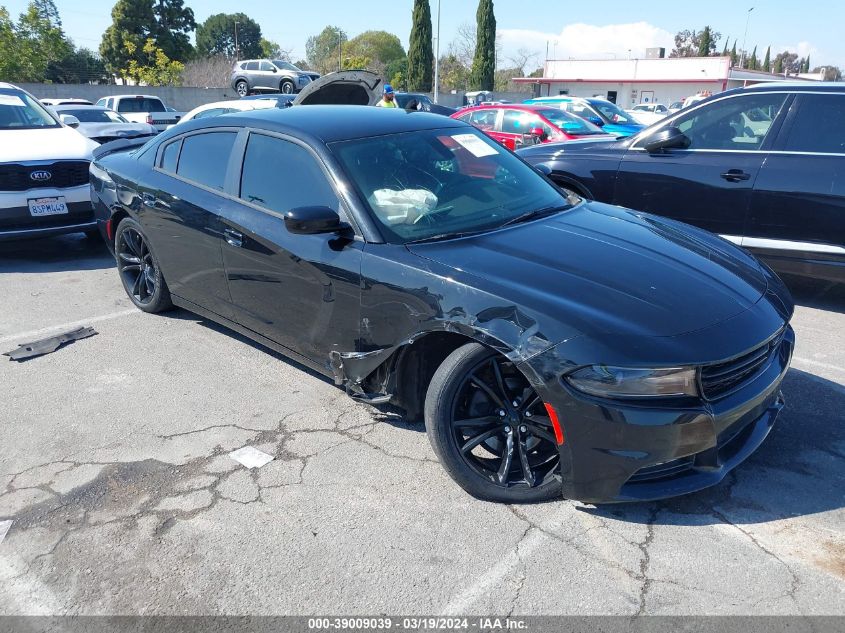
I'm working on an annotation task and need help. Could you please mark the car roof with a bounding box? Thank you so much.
[52,104,109,111]
[460,104,558,114]
[180,105,465,143]
[103,94,162,100]
[0,82,17,90]
[742,81,845,92]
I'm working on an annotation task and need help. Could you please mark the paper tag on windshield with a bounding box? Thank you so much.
[0,94,26,107]
[451,133,498,158]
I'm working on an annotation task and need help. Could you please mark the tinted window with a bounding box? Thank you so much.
[117,98,165,113]
[672,93,787,151]
[783,94,845,154]
[160,140,180,173]
[468,109,497,130]
[259,61,274,71]
[245,62,259,71]
[177,132,236,190]
[240,133,339,214]
[501,110,545,135]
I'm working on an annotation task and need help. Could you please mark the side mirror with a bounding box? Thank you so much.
[642,126,691,153]
[60,114,80,128]
[285,206,342,235]
[529,126,548,142]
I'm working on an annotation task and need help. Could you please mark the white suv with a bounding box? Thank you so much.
[0,83,99,241]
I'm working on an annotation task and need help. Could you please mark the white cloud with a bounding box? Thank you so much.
[774,41,820,59]
[498,22,675,62]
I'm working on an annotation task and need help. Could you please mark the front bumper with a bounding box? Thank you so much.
[524,325,794,504]
[0,184,95,241]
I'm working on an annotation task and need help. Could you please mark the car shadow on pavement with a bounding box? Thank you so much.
[582,368,845,525]
[0,234,113,273]
[783,274,845,314]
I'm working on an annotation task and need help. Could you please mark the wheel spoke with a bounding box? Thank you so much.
[521,393,540,413]
[122,264,141,273]
[119,252,140,264]
[461,428,500,454]
[126,231,141,257]
[143,270,155,296]
[516,436,536,487]
[529,415,553,427]
[490,358,510,404]
[496,432,514,484]
[131,270,143,298]
[454,416,501,429]
[523,422,557,445]
[470,374,505,409]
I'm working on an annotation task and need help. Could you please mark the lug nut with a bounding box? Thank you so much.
[519,425,527,433]
[512,400,520,407]
[504,426,511,433]
[525,411,532,418]
[498,409,506,417]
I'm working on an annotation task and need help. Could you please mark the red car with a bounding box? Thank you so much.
[451,104,611,150]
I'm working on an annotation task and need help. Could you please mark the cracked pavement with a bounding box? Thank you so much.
[1,235,844,616]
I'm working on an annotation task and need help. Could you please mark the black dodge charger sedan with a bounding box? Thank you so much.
[90,105,794,503]
[517,82,845,284]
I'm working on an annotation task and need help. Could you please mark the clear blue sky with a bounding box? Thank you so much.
[3,0,841,69]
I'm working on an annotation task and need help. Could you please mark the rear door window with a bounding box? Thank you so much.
[117,98,165,113]
[160,140,181,173]
[782,94,845,154]
[246,62,259,71]
[176,132,237,190]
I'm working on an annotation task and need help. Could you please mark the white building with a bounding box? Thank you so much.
[514,56,815,107]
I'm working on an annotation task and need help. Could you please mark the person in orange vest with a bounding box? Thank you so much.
[376,84,397,107]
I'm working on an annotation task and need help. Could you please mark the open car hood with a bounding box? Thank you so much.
[292,70,382,107]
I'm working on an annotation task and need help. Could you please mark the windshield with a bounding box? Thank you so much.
[60,108,128,123]
[536,109,604,135]
[0,89,59,129]
[589,100,637,125]
[273,61,299,71]
[331,128,570,244]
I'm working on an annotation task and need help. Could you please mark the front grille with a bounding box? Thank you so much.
[700,331,784,399]
[0,161,90,192]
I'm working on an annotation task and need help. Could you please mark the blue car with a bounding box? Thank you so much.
[523,96,644,137]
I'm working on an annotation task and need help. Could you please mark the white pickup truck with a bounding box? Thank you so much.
[94,95,184,132]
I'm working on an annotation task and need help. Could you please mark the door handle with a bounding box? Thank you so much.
[720,169,751,182]
[224,228,243,248]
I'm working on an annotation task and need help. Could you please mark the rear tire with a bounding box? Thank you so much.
[235,80,248,97]
[115,217,173,314]
[424,343,562,503]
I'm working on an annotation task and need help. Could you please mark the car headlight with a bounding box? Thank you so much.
[565,365,698,398]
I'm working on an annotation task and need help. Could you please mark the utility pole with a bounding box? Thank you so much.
[740,7,754,68]
[234,21,240,61]
[337,27,343,71]
[433,0,441,103]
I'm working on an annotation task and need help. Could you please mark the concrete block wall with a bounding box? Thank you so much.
[14,83,234,112]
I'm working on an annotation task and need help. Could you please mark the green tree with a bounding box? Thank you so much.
[812,65,842,81]
[16,0,72,81]
[469,0,495,90]
[763,46,771,72]
[773,50,799,75]
[730,40,738,65]
[696,26,714,57]
[803,55,810,73]
[196,13,262,60]
[722,39,728,56]
[125,37,183,85]
[46,47,110,83]
[151,0,195,62]
[260,38,286,60]
[305,26,346,74]
[100,0,156,77]
[747,45,758,70]
[0,8,24,80]
[407,0,433,91]
[385,56,408,89]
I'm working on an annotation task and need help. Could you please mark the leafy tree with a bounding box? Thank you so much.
[0,8,24,80]
[100,0,156,77]
[730,40,738,66]
[125,37,183,85]
[385,56,408,89]
[437,53,469,92]
[196,13,262,60]
[747,45,758,70]
[696,26,715,57]
[15,1,72,81]
[260,38,289,60]
[407,0,433,91]
[305,26,346,74]
[343,30,405,77]
[151,0,195,62]
[670,28,721,58]
[773,50,800,75]
[803,55,810,73]
[812,65,842,81]
[763,46,771,72]
[469,0,495,91]
[46,47,110,83]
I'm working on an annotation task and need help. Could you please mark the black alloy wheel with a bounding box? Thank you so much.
[115,218,172,313]
[425,343,562,502]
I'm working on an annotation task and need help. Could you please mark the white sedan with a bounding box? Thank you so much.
[625,103,669,125]
[174,99,277,126]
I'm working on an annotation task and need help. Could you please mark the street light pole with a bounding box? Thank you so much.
[234,21,239,62]
[433,0,441,103]
[740,7,754,68]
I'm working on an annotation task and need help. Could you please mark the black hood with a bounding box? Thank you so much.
[408,201,769,340]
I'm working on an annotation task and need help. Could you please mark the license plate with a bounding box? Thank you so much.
[28,197,68,217]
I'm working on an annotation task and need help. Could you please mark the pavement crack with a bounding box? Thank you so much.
[634,505,660,618]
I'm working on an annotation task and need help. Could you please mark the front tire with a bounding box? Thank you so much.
[235,80,248,97]
[424,343,562,503]
[115,217,173,313]
[280,80,295,94]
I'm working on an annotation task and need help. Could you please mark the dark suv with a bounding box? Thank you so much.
[231,60,320,96]
[518,82,845,283]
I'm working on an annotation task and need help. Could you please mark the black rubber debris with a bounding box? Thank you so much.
[3,326,98,361]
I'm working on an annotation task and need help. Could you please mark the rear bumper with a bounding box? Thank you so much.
[0,184,95,241]
[524,325,794,504]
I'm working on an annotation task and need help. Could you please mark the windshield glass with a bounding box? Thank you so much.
[273,61,299,71]
[589,100,637,125]
[536,109,604,135]
[331,128,570,244]
[61,108,127,123]
[0,89,59,129]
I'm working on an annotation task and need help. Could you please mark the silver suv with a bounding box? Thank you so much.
[231,60,321,96]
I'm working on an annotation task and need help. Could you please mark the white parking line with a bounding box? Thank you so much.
[0,308,140,346]
[792,357,845,375]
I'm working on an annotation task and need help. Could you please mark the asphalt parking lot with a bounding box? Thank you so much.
[0,234,843,616]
